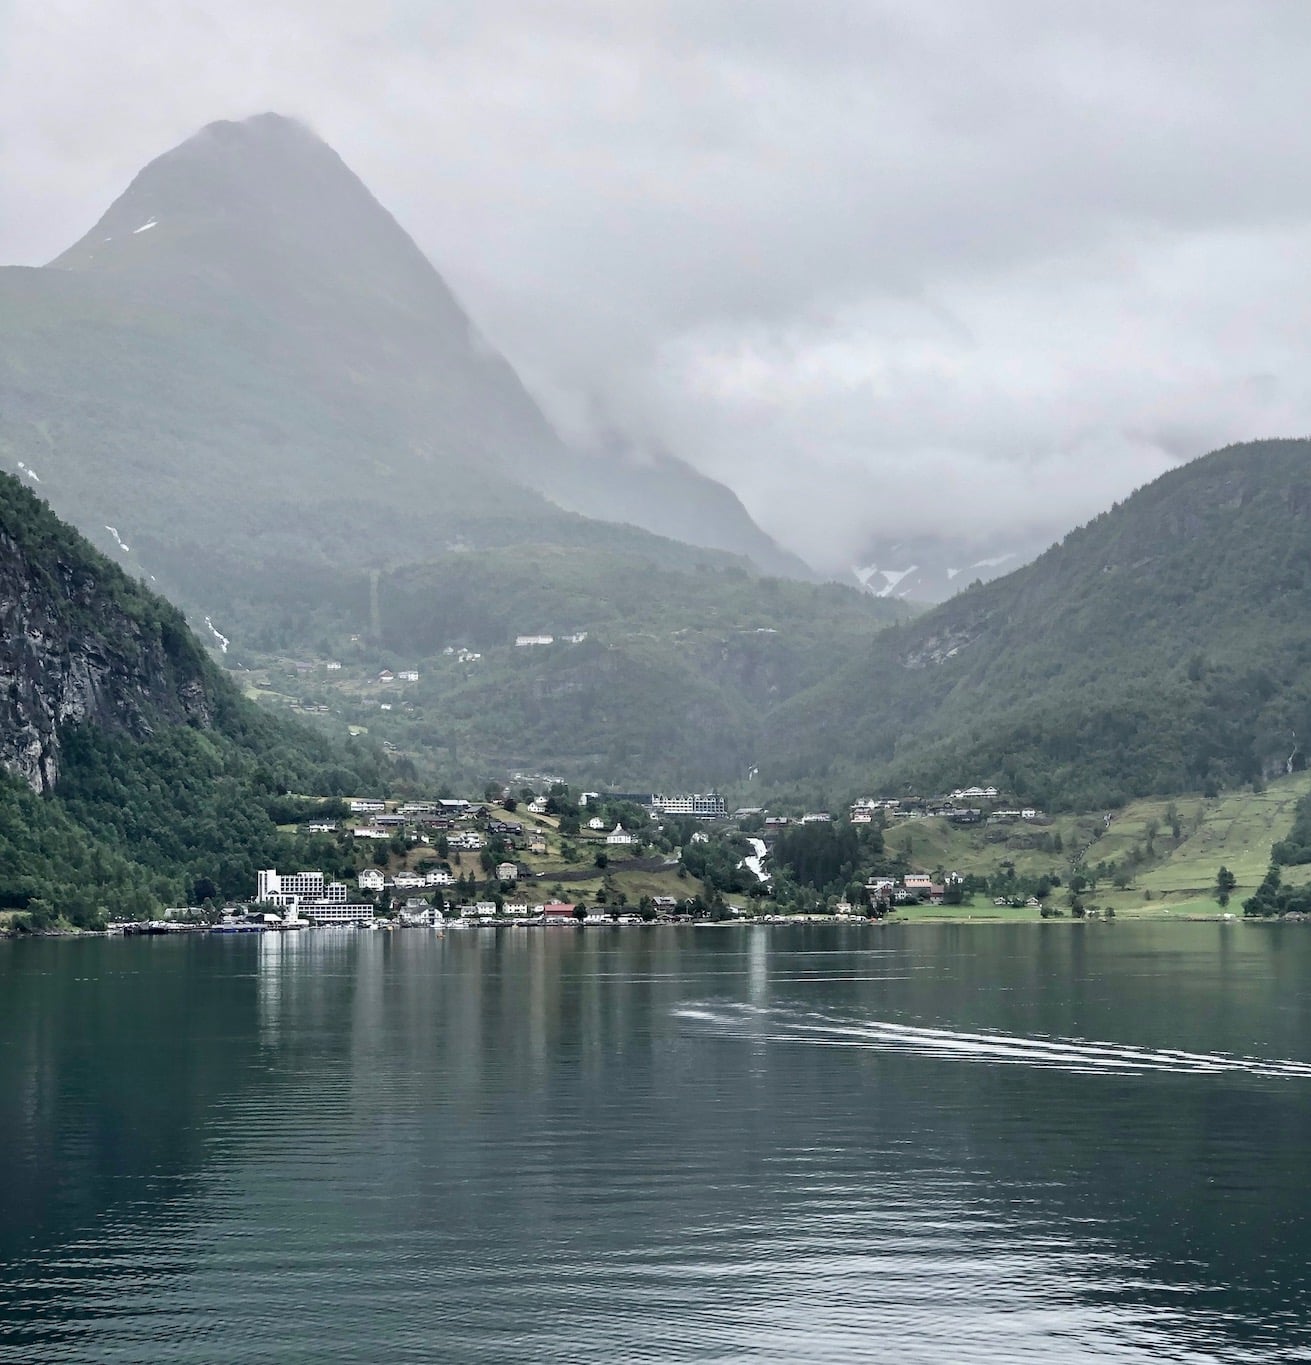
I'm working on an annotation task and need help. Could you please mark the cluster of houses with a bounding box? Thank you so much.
[848,789,1045,825]
[250,864,712,930]
[308,798,547,855]
[514,632,589,648]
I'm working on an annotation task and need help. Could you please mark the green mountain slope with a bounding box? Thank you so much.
[763,438,1311,808]
[221,543,906,787]
[0,473,387,927]
[0,113,809,598]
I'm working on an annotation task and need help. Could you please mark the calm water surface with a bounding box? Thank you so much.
[2,923,1310,1362]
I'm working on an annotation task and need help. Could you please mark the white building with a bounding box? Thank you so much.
[325,661,342,670]
[587,816,606,831]
[358,868,385,892]
[397,670,420,682]
[257,869,374,924]
[307,821,338,834]
[258,869,345,904]
[393,872,425,890]
[496,862,519,882]
[352,827,389,839]
[606,824,635,846]
[309,901,376,925]
[425,869,455,887]
[651,792,727,820]
[350,799,386,814]
[515,634,554,647]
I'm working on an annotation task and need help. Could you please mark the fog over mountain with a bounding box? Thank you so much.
[4,3,1311,575]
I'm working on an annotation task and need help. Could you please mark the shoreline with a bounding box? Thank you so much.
[3,913,1295,940]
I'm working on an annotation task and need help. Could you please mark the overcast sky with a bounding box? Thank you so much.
[4,1,1310,570]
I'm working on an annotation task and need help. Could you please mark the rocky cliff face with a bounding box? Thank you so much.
[0,477,215,793]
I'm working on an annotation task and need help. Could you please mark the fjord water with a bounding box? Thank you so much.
[3,925,1310,1363]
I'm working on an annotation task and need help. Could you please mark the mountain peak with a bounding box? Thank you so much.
[49,110,416,285]
[17,115,814,583]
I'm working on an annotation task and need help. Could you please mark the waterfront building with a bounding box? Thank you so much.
[256,869,374,924]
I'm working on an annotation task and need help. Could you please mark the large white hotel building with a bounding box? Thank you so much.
[256,870,375,925]
[650,793,727,820]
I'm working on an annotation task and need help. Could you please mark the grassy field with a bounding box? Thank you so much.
[884,771,1311,920]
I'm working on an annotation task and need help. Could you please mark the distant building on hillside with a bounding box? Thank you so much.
[651,792,727,820]
[515,634,554,647]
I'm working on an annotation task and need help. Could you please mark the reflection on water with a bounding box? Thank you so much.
[2,923,1310,1362]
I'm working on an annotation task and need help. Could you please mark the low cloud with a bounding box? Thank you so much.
[4,1,1310,569]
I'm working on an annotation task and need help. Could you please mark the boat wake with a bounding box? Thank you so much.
[672,1003,1311,1078]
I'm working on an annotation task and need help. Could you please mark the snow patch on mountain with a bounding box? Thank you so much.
[104,525,130,553]
[133,219,158,234]
[16,461,41,484]
[971,553,1017,570]
[853,563,921,598]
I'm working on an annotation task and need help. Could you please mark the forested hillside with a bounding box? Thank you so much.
[220,545,905,788]
[0,473,387,927]
[763,439,1311,809]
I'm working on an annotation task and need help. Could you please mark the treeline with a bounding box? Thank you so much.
[763,438,1311,811]
[1243,865,1311,917]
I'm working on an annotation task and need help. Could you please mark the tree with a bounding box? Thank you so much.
[1215,865,1237,907]
[1244,864,1282,917]
[572,904,587,923]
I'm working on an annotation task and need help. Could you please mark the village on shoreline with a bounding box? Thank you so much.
[58,772,1292,940]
